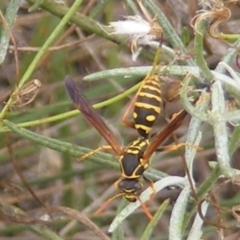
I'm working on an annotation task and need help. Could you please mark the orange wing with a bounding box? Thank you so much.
[143,109,188,160]
[65,76,122,155]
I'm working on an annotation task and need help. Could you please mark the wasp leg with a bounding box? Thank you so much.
[143,175,156,199]
[121,119,136,129]
[157,143,202,152]
[77,145,113,162]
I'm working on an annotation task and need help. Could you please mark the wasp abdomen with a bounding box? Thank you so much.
[133,76,162,137]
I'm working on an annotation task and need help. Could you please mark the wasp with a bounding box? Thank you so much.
[65,76,189,218]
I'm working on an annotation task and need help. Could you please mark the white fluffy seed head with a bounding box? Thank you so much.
[109,16,151,35]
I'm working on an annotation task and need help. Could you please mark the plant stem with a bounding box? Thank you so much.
[194,20,214,82]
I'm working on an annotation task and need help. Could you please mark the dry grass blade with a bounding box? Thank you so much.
[0,200,49,225]
[10,79,42,109]
[5,133,46,208]
[190,0,231,38]
[49,206,110,240]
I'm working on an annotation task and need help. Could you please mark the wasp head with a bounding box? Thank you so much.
[117,179,143,202]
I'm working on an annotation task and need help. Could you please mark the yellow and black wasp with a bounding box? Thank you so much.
[65,76,189,218]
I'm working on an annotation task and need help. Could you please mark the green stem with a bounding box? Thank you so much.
[210,81,238,177]
[1,81,141,131]
[229,125,240,156]
[0,0,83,123]
[194,20,214,81]
[216,37,240,73]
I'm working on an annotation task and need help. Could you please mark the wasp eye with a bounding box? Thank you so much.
[134,182,142,191]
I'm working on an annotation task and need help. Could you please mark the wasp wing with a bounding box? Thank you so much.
[65,76,122,155]
[143,109,188,160]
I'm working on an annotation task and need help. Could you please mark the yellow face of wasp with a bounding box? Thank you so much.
[124,192,138,202]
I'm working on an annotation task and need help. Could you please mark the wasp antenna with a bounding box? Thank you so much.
[94,193,153,220]
[149,44,161,76]
[136,195,153,220]
[94,193,124,216]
